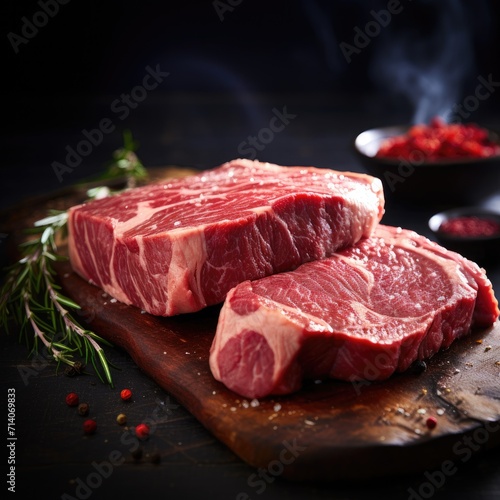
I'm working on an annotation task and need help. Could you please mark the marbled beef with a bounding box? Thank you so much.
[67,159,384,316]
[209,225,499,398]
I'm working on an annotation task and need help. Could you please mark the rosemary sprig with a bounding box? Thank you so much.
[0,130,147,387]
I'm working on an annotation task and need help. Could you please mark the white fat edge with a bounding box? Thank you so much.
[344,186,382,240]
[112,200,183,237]
[211,292,332,384]
[164,226,208,314]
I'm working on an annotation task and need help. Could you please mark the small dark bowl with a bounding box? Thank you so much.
[354,126,500,206]
[428,207,500,264]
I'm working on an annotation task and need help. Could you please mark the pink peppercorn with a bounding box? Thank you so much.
[120,388,132,401]
[426,416,438,430]
[83,419,97,435]
[65,392,79,407]
[135,423,150,440]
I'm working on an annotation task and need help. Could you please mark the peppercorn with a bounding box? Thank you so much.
[65,392,79,407]
[116,413,127,425]
[411,360,427,374]
[77,403,90,416]
[135,423,150,440]
[83,419,97,435]
[120,388,132,401]
[426,416,438,430]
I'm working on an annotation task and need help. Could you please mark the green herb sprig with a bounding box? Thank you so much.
[0,131,147,387]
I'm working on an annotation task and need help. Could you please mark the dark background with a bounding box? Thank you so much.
[3,0,500,210]
[2,1,500,499]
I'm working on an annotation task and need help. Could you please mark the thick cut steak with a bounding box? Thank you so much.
[209,225,499,398]
[67,159,384,316]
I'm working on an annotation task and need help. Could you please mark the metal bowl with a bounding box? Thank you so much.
[354,125,500,206]
[428,207,500,264]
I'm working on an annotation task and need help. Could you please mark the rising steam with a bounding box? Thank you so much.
[369,0,475,124]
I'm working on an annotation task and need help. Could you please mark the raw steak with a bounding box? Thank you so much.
[67,159,384,316]
[209,225,499,398]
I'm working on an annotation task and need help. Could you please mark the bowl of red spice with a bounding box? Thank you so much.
[428,207,500,264]
[354,118,500,206]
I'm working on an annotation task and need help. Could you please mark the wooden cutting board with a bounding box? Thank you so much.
[55,262,500,481]
[4,168,500,481]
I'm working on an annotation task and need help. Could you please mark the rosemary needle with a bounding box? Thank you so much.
[0,130,147,387]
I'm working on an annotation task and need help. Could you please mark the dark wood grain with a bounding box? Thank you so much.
[56,260,500,481]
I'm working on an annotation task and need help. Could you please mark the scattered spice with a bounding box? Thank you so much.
[120,389,133,401]
[65,392,79,407]
[135,423,150,440]
[439,216,500,238]
[426,416,438,430]
[484,345,492,352]
[377,117,500,161]
[116,413,127,425]
[77,403,90,416]
[83,419,97,435]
